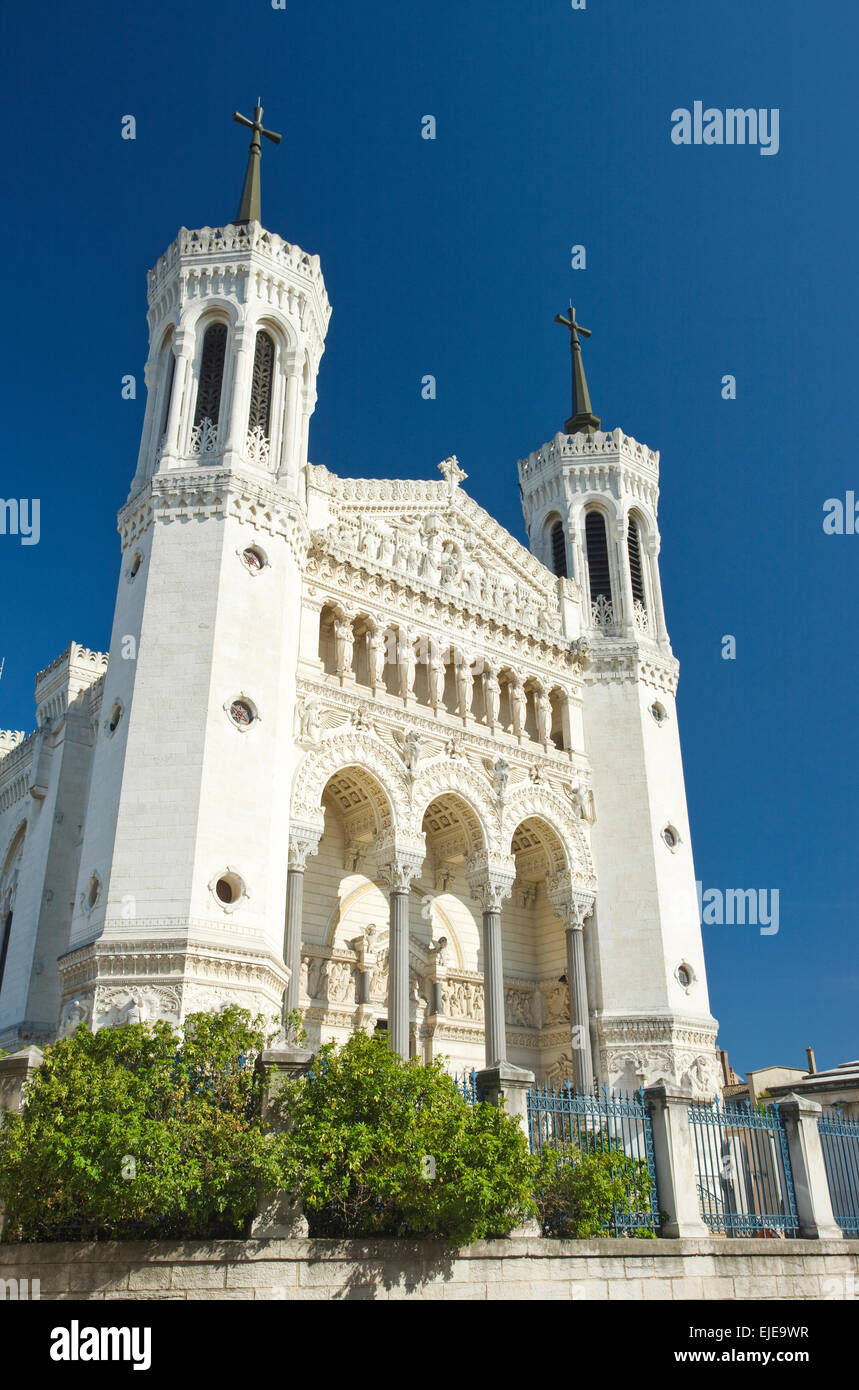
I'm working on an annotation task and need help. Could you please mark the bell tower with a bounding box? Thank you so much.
[518,312,720,1094]
[59,104,331,1033]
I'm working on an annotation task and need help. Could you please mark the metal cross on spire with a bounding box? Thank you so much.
[232,99,282,225]
[554,304,601,436]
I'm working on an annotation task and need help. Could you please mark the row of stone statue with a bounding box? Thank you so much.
[330,616,562,741]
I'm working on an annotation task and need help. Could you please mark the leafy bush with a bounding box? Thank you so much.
[275,1031,536,1243]
[0,1007,290,1242]
[534,1139,655,1238]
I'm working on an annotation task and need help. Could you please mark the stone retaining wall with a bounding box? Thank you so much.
[2,1237,857,1301]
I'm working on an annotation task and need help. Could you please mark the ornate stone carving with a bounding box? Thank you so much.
[466,851,516,912]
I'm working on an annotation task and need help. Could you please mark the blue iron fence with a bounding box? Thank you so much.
[689,1098,798,1237]
[818,1108,859,1236]
[453,1069,478,1104]
[526,1082,661,1235]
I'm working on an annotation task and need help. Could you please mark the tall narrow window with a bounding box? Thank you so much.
[550,520,567,578]
[159,349,176,439]
[193,323,228,428]
[627,518,647,608]
[585,511,613,628]
[248,331,275,439]
[585,512,611,600]
[0,909,12,998]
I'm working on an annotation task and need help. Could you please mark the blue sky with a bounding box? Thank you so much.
[2,0,856,1074]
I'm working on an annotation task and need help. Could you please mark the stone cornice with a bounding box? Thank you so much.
[118,469,312,568]
[518,428,660,483]
[583,639,679,693]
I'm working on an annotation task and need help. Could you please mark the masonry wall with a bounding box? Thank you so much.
[1,1237,856,1301]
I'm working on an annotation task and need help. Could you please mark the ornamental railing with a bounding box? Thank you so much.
[689,1097,798,1237]
[527,1082,661,1235]
[818,1108,859,1236]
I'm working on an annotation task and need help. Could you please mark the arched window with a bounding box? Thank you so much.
[248,330,275,441]
[627,517,647,609]
[585,511,612,602]
[0,829,24,1000]
[550,520,567,578]
[193,323,228,429]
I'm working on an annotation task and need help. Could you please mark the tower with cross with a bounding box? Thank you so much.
[56,102,334,1031]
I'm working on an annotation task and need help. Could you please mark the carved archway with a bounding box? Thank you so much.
[291,729,411,834]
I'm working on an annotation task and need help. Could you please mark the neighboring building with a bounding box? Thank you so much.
[0,109,720,1094]
[721,1048,859,1117]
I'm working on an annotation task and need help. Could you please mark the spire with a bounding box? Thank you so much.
[554,305,601,436]
[231,100,282,225]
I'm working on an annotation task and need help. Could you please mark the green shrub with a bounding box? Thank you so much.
[275,1032,537,1243]
[0,1007,290,1242]
[533,1139,655,1238]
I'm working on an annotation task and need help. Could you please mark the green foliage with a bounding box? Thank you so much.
[0,1008,291,1242]
[533,1139,655,1239]
[275,1032,537,1243]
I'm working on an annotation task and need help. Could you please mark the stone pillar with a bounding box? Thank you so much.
[616,517,636,633]
[0,1046,43,1116]
[467,852,516,1069]
[644,1082,710,1238]
[547,879,595,1093]
[779,1094,844,1240]
[225,325,255,455]
[251,1046,315,1238]
[476,1061,535,1135]
[161,331,194,462]
[377,834,425,1060]
[283,827,321,1014]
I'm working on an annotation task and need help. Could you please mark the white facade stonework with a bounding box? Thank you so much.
[0,207,719,1093]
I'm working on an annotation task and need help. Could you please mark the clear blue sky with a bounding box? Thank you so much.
[2,0,856,1075]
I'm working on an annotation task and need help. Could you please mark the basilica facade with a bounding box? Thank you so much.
[0,149,720,1095]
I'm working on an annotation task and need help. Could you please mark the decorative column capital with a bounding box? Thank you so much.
[547,873,595,929]
[377,832,426,892]
[287,824,322,872]
[173,327,195,359]
[466,852,516,912]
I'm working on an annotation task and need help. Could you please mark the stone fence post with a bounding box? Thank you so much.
[250,1045,314,1238]
[779,1094,843,1240]
[644,1082,710,1239]
[476,1062,539,1236]
[0,1047,44,1239]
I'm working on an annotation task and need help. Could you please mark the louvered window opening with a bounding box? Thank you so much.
[194,323,228,427]
[248,331,275,438]
[585,511,612,602]
[628,519,647,608]
[550,521,567,578]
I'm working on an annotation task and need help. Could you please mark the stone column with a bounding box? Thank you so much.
[779,1094,844,1240]
[225,325,255,456]
[645,539,669,642]
[616,517,636,633]
[284,826,321,1014]
[548,878,595,1093]
[161,330,194,462]
[377,834,425,1059]
[467,852,516,1069]
[644,1082,710,1238]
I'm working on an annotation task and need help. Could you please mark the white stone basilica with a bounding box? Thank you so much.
[0,113,720,1095]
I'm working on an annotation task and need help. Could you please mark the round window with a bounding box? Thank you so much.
[650,702,666,725]
[229,699,254,728]
[213,870,245,909]
[662,825,678,849]
[241,546,266,573]
[129,552,142,580]
[107,702,122,735]
[677,964,692,988]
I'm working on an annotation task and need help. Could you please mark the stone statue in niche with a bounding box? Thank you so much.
[367,627,387,689]
[455,650,474,716]
[428,640,446,709]
[334,615,354,677]
[535,689,552,745]
[509,681,527,737]
[492,757,510,799]
[397,627,417,698]
[484,668,501,727]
